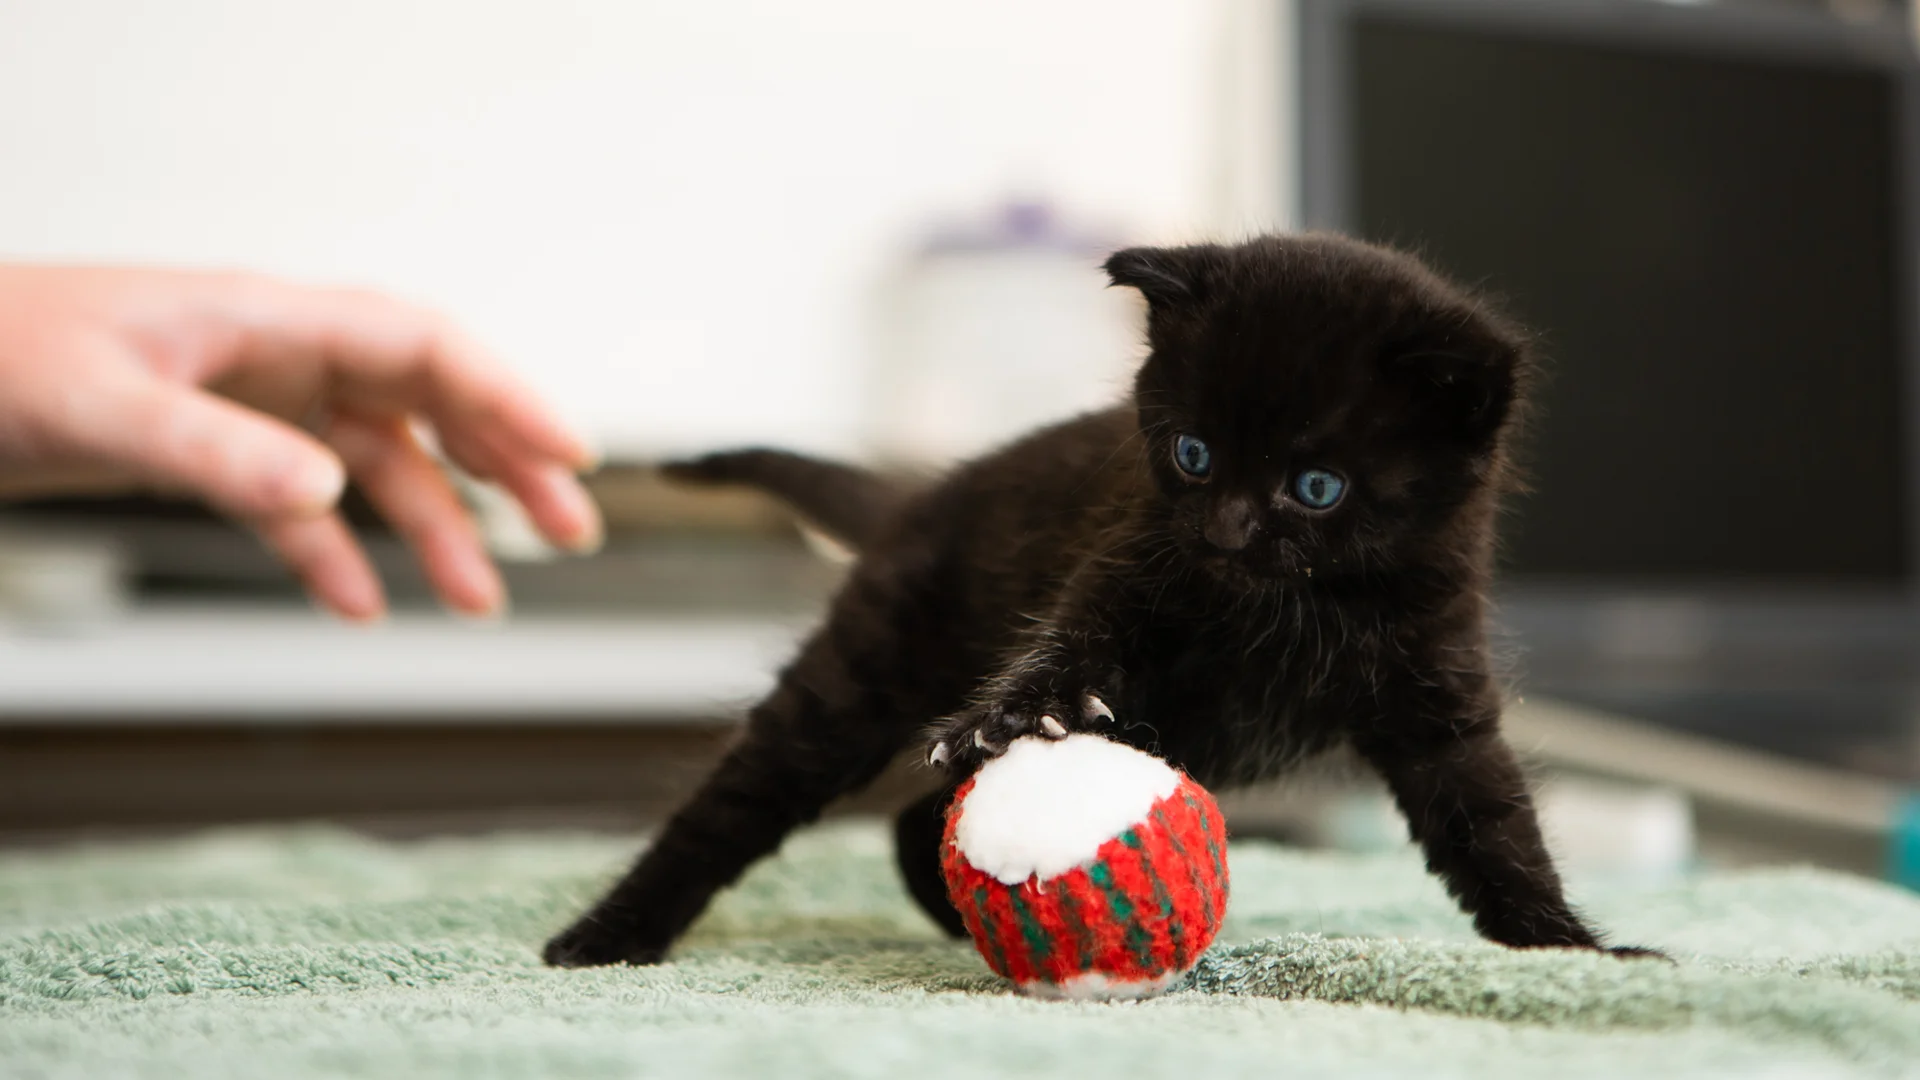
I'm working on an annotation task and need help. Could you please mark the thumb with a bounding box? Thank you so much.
[83,376,347,520]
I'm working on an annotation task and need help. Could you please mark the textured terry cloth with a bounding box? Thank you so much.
[3,823,1918,1079]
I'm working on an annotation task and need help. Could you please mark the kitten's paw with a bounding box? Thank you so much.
[927,690,1116,774]
[542,919,669,968]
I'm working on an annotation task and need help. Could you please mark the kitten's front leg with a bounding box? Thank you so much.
[929,660,1121,772]
[1356,675,1654,956]
[927,575,1127,773]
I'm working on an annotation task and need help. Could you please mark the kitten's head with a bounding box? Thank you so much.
[1107,233,1532,585]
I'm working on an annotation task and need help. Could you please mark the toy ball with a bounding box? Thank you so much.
[940,734,1229,1000]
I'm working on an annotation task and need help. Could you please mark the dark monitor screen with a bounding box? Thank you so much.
[1343,10,1910,584]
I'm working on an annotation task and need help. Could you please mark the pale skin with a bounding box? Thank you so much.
[0,264,603,620]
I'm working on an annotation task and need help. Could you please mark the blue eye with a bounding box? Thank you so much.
[1172,434,1212,478]
[1293,469,1345,509]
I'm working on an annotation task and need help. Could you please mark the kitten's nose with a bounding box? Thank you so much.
[1204,496,1259,551]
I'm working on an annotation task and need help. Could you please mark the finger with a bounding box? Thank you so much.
[253,511,386,621]
[327,414,505,617]
[79,374,345,520]
[222,278,594,468]
[477,457,603,554]
[433,419,602,551]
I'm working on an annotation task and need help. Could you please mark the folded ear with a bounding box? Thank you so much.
[1103,246,1212,309]
[1392,344,1523,445]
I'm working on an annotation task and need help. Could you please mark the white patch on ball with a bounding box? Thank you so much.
[953,734,1180,885]
[1017,970,1182,1001]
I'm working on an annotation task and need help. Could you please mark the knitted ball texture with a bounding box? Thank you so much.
[940,734,1229,1000]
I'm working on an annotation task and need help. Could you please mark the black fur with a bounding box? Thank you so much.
[662,449,907,548]
[544,233,1646,967]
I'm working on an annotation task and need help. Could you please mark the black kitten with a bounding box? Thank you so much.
[545,233,1645,967]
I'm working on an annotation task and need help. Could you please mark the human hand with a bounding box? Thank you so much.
[0,264,602,620]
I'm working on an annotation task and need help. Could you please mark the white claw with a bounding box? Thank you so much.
[928,741,951,767]
[973,728,991,750]
[1039,714,1067,738]
[1085,694,1115,724]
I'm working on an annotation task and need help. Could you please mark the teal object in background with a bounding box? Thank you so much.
[1894,794,1920,891]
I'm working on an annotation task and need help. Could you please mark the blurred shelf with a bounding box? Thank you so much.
[0,465,847,617]
[2,604,1911,880]
[1506,697,1905,832]
[0,606,810,722]
[1505,697,1913,880]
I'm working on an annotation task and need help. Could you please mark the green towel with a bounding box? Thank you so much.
[3,824,1917,1078]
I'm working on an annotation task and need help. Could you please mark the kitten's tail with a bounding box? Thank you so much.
[661,449,909,551]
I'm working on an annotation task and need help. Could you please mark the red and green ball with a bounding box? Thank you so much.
[940,736,1230,1000]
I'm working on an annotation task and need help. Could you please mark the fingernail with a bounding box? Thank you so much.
[455,600,508,625]
[464,562,509,619]
[542,423,600,473]
[563,513,604,555]
[323,596,385,624]
[285,456,346,515]
[320,579,386,624]
[440,529,509,618]
[552,470,605,554]
[576,437,605,472]
[452,575,509,622]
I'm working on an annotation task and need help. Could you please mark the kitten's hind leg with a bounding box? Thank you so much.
[544,618,918,968]
[893,785,966,938]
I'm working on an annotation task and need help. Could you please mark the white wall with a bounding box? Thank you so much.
[0,0,1292,457]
